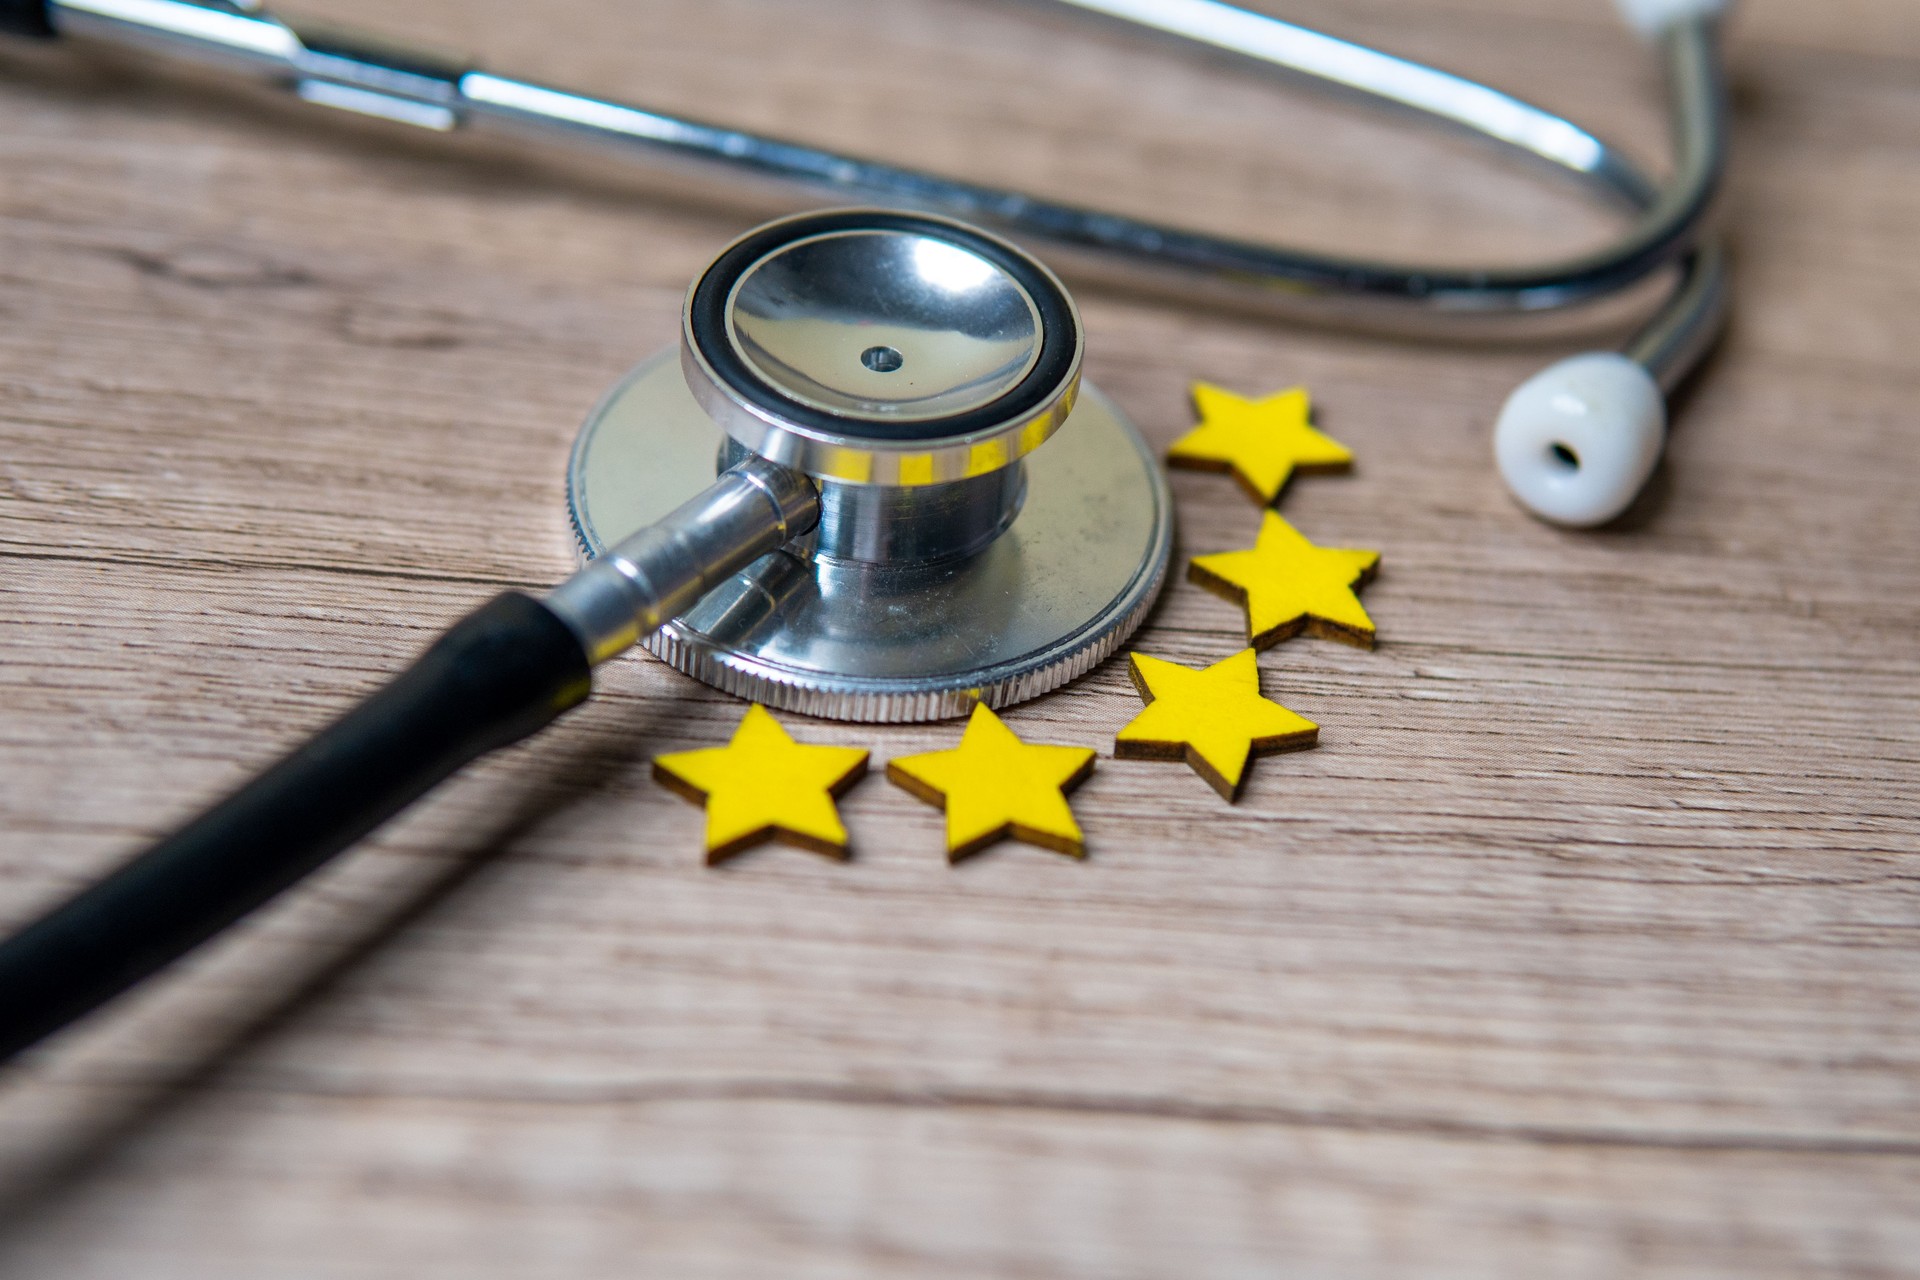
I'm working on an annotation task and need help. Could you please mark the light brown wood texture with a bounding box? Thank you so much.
[1,0,1916,1274]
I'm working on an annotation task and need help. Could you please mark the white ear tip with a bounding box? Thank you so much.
[1494,352,1667,528]
[1612,0,1730,39]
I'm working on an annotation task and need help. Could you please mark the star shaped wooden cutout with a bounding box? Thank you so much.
[1115,649,1318,801]
[1167,383,1353,506]
[1189,511,1382,650]
[886,704,1097,861]
[653,704,870,863]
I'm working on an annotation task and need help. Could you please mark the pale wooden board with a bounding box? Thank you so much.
[0,0,1917,1275]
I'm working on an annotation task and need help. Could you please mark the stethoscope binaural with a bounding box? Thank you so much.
[0,0,1734,1057]
[2,0,1733,525]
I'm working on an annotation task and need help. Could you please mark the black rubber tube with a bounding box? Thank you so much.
[0,0,52,37]
[0,592,592,1063]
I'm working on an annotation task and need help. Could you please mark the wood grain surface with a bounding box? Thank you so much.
[1,0,1917,1275]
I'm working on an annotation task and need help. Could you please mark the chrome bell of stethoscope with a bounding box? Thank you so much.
[555,209,1173,722]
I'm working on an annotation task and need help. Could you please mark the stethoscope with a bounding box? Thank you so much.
[0,0,1733,1057]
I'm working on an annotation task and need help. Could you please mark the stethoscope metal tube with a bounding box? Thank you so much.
[456,15,1725,317]
[1626,243,1729,396]
[544,458,821,668]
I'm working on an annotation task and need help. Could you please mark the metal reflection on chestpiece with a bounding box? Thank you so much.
[564,209,1174,722]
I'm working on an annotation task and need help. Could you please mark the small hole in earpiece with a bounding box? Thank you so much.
[861,345,904,373]
[1547,442,1580,472]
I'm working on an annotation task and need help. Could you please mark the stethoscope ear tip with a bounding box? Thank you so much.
[1495,352,1668,528]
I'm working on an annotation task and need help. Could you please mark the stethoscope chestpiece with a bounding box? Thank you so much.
[568,209,1171,722]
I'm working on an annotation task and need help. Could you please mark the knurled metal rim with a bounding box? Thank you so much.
[639,539,1168,723]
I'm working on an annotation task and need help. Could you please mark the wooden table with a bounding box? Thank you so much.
[1,1,1915,1274]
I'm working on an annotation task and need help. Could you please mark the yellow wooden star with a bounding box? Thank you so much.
[1167,383,1353,505]
[1114,650,1318,801]
[886,704,1097,860]
[1189,511,1382,650]
[653,704,870,863]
